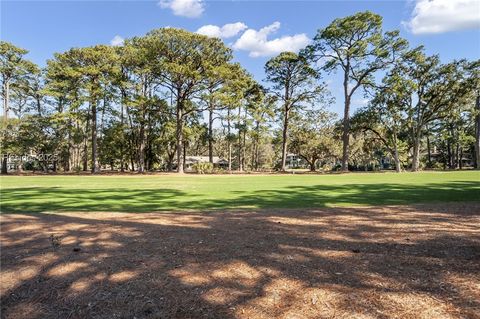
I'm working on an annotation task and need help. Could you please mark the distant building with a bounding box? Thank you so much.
[285,153,308,169]
[184,156,229,170]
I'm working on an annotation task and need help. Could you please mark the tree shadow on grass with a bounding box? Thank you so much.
[1,181,479,213]
[1,205,479,318]
[0,188,197,213]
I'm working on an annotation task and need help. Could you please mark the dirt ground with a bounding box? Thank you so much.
[1,203,479,319]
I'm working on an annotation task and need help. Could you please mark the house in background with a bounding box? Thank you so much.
[184,156,229,171]
[285,153,308,169]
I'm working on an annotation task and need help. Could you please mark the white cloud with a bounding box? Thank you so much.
[232,22,311,57]
[110,35,124,46]
[403,0,480,34]
[196,22,248,38]
[159,0,204,18]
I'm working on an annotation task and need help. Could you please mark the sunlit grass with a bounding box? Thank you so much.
[1,171,479,213]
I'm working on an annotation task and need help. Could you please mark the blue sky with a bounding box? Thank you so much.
[2,0,479,115]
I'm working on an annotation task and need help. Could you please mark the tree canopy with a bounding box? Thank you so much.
[1,13,479,174]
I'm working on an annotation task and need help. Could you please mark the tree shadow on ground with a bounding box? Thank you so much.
[1,181,479,213]
[1,204,479,318]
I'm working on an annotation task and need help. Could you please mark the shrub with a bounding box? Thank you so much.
[321,163,333,171]
[192,162,213,174]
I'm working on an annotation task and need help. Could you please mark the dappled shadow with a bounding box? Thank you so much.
[1,188,196,213]
[1,181,480,213]
[1,204,479,318]
[199,181,480,209]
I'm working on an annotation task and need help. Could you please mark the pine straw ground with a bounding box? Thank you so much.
[1,203,479,319]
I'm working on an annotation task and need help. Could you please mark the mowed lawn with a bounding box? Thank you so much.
[2,173,480,318]
[1,171,479,213]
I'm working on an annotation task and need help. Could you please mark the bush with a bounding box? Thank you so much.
[321,163,333,171]
[192,162,213,174]
[332,164,342,171]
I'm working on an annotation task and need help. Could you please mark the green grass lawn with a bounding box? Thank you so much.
[1,171,479,213]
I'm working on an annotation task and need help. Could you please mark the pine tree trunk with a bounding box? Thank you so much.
[183,143,187,171]
[138,125,145,173]
[83,116,90,171]
[130,156,135,171]
[120,94,125,173]
[176,99,184,174]
[242,126,246,171]
[281,105,289,172]
[3,80,9,120]
[455,142,460,169]
[459,147,463,170]
[208,102,214,164]
[393,130,401,173]
[1,155,7,174]
[237,105,243,172]
[227,109,232,172]
[167,151,174,172]
[341,70,351,172]
[253,121,260,171]
[36,97,42,116]
[411,128,421,172]
[426,126,432,168]
[91,98,99,174]
[447,139,452,169]
[475,94,480,169]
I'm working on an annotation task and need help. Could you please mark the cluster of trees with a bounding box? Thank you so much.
[1,12,479,174]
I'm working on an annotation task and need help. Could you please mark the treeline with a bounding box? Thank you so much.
[1,12,479,174]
